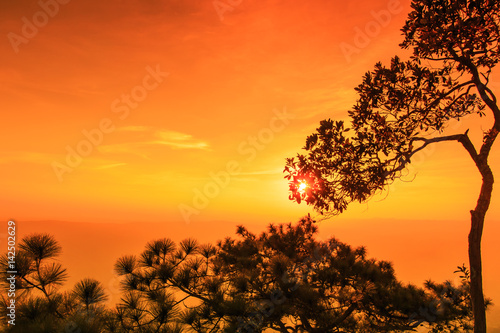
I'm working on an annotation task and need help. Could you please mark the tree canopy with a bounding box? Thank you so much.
[1,225,478,333]
[284,0,499,331]
[208,217,473,332]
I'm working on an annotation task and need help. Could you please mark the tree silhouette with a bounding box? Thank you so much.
[15,233,68,300]
[0,234,67,331]
[112,238,211,332]
[114,217,478,332]
[73,278,109,316]
[284,1,498,331]
[113,218,488,332]
[207,216,476,332]
[1,231,479,332]
[0,233,109,333]
[424,264,492,333]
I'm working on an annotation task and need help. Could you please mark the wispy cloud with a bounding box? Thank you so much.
[93,163,127,170]
[155,130,194,141]
[151,140,210,150]
[97,143,151,159]
[153,130,210,150]
[98,127,210,157]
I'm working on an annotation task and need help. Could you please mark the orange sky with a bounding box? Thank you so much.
[1,0,500,330]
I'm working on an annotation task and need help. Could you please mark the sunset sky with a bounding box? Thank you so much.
[1,0,500,330]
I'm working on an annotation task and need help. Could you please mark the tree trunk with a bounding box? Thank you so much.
[469,165,493,333]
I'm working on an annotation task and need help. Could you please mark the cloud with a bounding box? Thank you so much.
[151,140,210,150]
[98,127,210,157]
[153,130,210,150]
[93,163,127,170]
[156,130,194,141]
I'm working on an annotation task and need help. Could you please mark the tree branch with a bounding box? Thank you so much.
[447,47,500,130]
[412,132,467,152]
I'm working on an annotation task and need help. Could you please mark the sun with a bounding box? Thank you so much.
[298,181,308,193]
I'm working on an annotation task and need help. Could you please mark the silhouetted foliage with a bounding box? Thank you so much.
[205,217,476,332]
[2,234,68,300]
[0,233,109,333]
[112,238,206,332]
[1,229,482,332]
[284,1,499,331]
[73,278,109,315]
[112,217,477,333]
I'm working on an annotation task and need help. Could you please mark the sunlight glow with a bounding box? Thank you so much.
[298,181,308,193]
